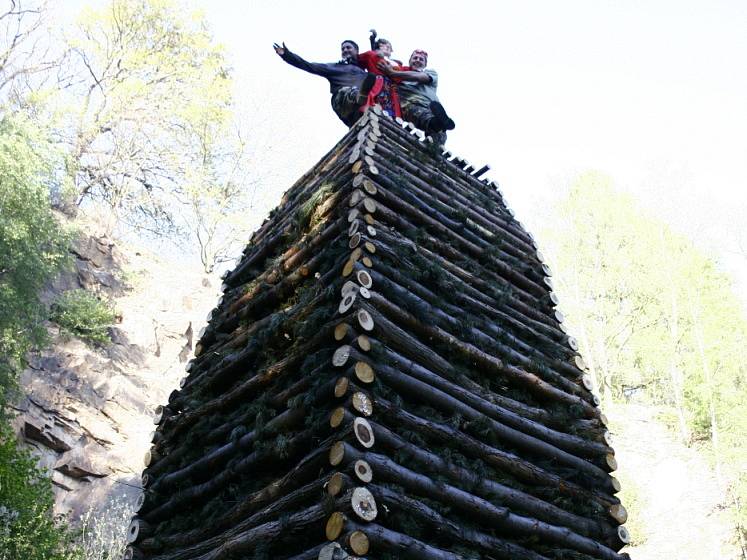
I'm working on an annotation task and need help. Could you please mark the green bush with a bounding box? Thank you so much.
[0,421,81,560]
[50,290,116,345]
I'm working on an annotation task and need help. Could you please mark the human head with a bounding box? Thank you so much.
[409,49,428,70]
[374,38,393,58]
[341,40,359,62]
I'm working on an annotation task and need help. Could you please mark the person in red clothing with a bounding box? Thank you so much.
[354,31,406,118]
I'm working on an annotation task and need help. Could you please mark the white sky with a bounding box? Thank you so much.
[58,0,747,299]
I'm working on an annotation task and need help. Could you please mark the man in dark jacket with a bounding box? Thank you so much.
[273,40,374,127]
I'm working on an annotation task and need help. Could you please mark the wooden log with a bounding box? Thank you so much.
[326,511,347,540]
[352,418,616,540]
[373,227,565,339]
[351,487,378,521]
[609,503,628,525]
[126,518,152,544]
[142,420,332,524]
[371,120,534,247]
[366,268,590,399]
[361,314,604,455]
[337,444,627,558]
[149,502,334,560]
[369,484,551,560]
[141,445,331,551]
[366,294,599,418]
[366,255,576,368]
[370,393,618,509]
[370,362,612,485]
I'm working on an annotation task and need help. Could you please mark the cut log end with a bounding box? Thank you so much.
[335,323,350,341]
[357,309,374,332]
[351,487,378,521]
[611,476,622,493]
[330,441,345,466]
[354,459,373,482]
[352,392,373,416]
[326,511,346,541]
[348,530,370,555]
[609,503,628,525]
[356,270,373,289]
[333,345,353,367]
[353,417,375,448]
[617,525,631,544]
[339,293,357,313]
[327,472,345,496]
[363,198,377,213]
[357,334,371,352]
[573,354,586,371]
[363,179,377,195]
[318,542,343,560]
[606,453,618,471]
[582,374,594,391]
[342,260,355,279]
[330,407,346,428]
[354,361,375,384]
[334,376,350,398]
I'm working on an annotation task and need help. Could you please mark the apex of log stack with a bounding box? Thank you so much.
[130,107,630,560]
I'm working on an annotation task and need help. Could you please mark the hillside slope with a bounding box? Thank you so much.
[12,234,218,518]
[609,403,741,559]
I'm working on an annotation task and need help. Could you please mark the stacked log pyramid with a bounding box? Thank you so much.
[126,107,631,560]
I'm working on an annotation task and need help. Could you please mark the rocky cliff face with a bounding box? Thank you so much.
[11,234,218,519]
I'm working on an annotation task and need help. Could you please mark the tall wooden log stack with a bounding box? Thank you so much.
[127,107,631,560]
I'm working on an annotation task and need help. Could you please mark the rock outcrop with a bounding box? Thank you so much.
[12,233,217,519]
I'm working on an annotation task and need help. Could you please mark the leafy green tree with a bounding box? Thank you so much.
[0,111,80,560]
[543,170,747,546]
[61,0,234,232]
[0,111,71,409]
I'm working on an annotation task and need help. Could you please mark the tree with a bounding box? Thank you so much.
[0,1,67,104]
[0,110,71,409]
[60,0,234,233]
[543,170,747,547]
[0,110,79,560]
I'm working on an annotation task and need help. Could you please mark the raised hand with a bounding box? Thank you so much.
[273,42,287,56]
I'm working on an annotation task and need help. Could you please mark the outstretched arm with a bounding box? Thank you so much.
[273,42,333,77]
[369,29,377,50]
[378,61,432,83]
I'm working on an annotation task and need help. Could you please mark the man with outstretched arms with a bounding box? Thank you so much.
[273,40,374,127]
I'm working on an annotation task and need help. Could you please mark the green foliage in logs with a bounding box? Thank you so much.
[296,182,333,233]
[49,290,116,345]
[544,170,747,542]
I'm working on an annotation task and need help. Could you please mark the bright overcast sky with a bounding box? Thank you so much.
[58,0,747,298]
